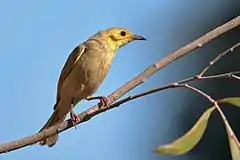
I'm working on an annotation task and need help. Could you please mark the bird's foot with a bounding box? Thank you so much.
[86,96,109,109]
[70,111,80,128]
[70,101,80,128]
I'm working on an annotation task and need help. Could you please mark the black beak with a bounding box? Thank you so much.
[132,35,147,41]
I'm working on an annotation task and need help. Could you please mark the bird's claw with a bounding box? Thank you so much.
[99,96,109,109]
[70,111,80,128]
[86,96,109,109]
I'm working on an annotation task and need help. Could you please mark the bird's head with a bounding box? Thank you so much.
[99,27,146,52]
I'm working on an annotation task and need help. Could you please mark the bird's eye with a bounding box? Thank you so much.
[120,31,126,37]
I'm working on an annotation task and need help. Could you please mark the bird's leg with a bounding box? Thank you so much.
[70,99,80,128]
[85,96,109,109]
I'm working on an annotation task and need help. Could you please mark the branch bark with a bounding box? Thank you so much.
[0,15,240,154]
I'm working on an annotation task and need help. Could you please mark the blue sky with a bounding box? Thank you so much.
[0,1,238,160]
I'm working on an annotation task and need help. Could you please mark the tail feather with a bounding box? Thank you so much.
[39,101,68,147]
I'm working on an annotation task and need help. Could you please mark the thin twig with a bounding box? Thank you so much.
[111,71,240,107]
[200,71,240,80]
[232,75,240,80]
[198,43,240,77]
[172,84,215,102]
[176,71,240,85]
[175,42,240,85]
[0,15,239,154]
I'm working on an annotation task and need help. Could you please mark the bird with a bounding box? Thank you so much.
[38,27,146,147]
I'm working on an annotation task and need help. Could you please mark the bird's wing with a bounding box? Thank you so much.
[54,44,86,110]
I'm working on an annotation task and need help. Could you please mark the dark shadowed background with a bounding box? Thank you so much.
[148,1,240,160]
[0,1,239,160]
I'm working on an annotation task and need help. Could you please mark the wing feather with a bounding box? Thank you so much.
[53,44,86,110]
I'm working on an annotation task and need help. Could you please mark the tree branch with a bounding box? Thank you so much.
[0,15,240,154]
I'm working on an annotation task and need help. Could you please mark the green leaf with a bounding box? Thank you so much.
[218,97,240,107]
[226,128,240,160]
[218,97,240,160]
[154,107,215,155]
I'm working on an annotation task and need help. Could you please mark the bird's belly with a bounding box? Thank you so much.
[61,55,111,101]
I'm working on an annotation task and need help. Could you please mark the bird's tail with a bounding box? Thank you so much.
[38,100,68,147]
